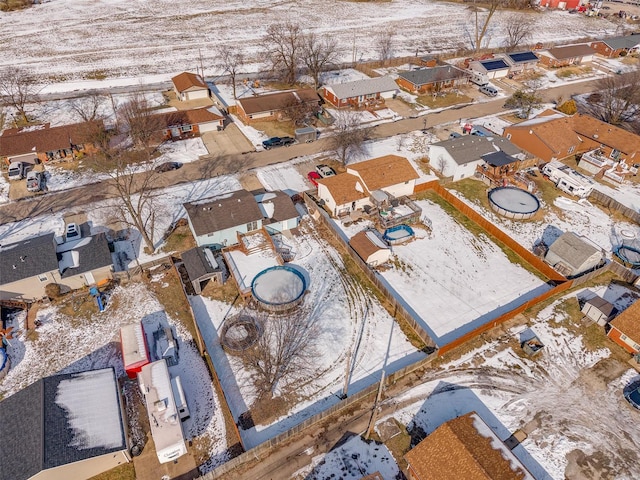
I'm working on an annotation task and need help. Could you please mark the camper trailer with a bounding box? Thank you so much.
[467,70,489,86]
[120,323,151,379]
[542,160,594,198]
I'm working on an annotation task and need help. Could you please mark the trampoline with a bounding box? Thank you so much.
[614,230,640,267]
[251,265,307,312]
[220,314,262,352]
[383,225,415,245]
[488,187,540,220]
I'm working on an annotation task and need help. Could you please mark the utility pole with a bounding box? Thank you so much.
[365,370,385,440]
[341,349,352,399]
[199,48,205,79]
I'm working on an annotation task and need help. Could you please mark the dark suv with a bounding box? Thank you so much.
[262,137,295,149]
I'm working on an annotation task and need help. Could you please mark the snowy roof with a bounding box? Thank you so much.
[404,412,534,480]
[0,367,127,480]
[184,189,263,236]
[120,323,150,369]
[324,76,398,100]
[432,137,522,165]
[0,233,58,284]
[595,33,640,51]
[57,232,113,279]
[397,66,468,86]
[256,191,299,223]
[171,71,207,92]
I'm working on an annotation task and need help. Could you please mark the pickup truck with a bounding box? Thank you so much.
[262,136,295,150]
[26,170,44,192]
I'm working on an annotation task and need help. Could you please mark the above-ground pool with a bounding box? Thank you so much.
[383,225,415,245]
[251,265,307,312]
[614,245,640,267]
[488,187,540,220]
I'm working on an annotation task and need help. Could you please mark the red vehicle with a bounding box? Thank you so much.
[307,171,321,187]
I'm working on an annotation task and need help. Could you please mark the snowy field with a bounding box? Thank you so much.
[0,281,229,472]
[0,0,623,85]
[190,218,426,449]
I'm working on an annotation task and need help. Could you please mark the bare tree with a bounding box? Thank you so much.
[281,96,320,126]
[299,33,340,90]
[69,90,107,122]
[469,0,501,53]
[376,29,396,65]
[580,70,640,131]
[240,309,319,398]
[0,67,41,124]
[262,22,303,85]
[118,94,165,157]
[329,110,371,164]
[436,155,449,176]
[502,13,535,52]
[504,87,542,119]
[218,45,245,99]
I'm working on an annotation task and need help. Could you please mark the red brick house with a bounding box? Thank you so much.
[0,121,101,165]
[607,300,640,354]
[396,66,469,94]
[320,76,399,108]
[590,33,640,58]
[538,0,581,9]
[171,72,210,101]
[235,89,320,124]
[537,44,594,68]
[153,107,225,139]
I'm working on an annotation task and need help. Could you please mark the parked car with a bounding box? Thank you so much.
[624,383,640,410]
[65,222,81,241]
[315,164,336,178]
[26,170,44,192]
[8,161,26,181]
[154,161,182,173]
[262,137,295,149]
[307,171,322,187]
[479,85,498,97]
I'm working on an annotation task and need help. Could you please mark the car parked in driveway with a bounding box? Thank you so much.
[307,171,321,187]
[154,161,182,173]
[315,164,336,178]
[26,170,44,192]
[8,161,26,180]
[479,85,498,97]
[262,137,295,149]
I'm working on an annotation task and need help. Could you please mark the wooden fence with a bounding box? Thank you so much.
[589,189,640,224]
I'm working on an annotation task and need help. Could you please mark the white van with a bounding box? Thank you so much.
[479,85,498,97]
[8,162,26,180]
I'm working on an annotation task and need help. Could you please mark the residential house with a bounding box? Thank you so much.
[235,89,320,124]
[316,155,419,217]
[538,0,582,10]
[255,191,300,234]
[404,412,534,480]
[171,72,210,102]
[468,58,511,79]
[0,367,130,480]
[537,44,594,68]
[396,66,469,94]
[181,246,224,294]
[0,231,114,302]
[320,76,399,108]
[137,360,188,464]
[581,295,616,326]
[571,113,640,164]
[428,136,525,181]
[0,121,101,165]
[503,51,539,75]
[349,230,391,267]
[590,33,640,58]
[544,232,604,278]
[607,300,640,354]
[154,107,225,139]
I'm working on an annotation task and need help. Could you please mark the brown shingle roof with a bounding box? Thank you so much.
[153,107,223,128]
[347,155,419,191]
[171,72,208,92]
[544,44,594,60]
[184,189,263,236]
[609,300,640,345]
[505,116,581,157]
[317,173,368,205]
[237,89,320,115]
[0,121,101,158]
[571,114,640,155]
[349,231,387,261]
[404,412,532,480]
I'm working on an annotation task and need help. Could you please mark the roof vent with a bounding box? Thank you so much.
[12,265,16,269]
[20,256,26,262]
[593,134,598,139]
[529,130,533,134]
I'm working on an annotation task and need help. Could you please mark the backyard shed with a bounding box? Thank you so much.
[544,232,604,278]
[350,230,391,267]
[181,246,224,294]
[607,300,640,354]
[120,323,151,379]
[582,295,616,326]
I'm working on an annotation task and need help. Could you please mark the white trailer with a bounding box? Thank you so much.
[542,160,594,198]
[466,69,489,86]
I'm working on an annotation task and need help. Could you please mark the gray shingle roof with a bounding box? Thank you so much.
[397,66,468,87]
[258,191,299,223]
[547,232,600,270]
[598,33,640,51]
[182,246,220,281]
[432,136,523,165]
[326,76,398,100]
[58,232,113,278]
[0,233,58,284]
[482,150,518,167]
[184,189,264,236]
[0,368,127,480]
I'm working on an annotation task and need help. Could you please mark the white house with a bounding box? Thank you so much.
[468,58,511,79]
[316,155,419,217]
[428,136,525,181]
[350,230,391,267]
[544,232,604,278]
[171,72,210,101]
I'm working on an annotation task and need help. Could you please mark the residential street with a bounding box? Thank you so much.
[0,79,597,227]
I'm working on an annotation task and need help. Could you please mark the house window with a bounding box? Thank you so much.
[38,274,48,282]
[506,133,512,140]
[568,146,575,154]
[633,343,640,351]
[247,221,258,231]
[180,125,192,133]
[621,334,628,341]
[610,149,621,160]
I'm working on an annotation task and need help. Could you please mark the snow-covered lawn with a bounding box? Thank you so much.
[190,218,426,449]
[1,281,229,472]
